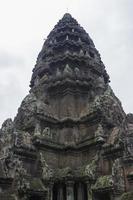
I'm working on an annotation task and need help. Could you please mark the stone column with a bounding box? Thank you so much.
[77,183,84,200]
[57,184,64,200]
[48,182,54,200]
[86,181,93,200]
[66,181,74,200]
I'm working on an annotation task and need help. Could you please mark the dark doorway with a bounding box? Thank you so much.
[53,183,66,200]
[94,192,111,200]
[29,195,42,200]
[74,182,88,200]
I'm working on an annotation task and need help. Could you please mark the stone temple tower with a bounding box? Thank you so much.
[0,13,133,200]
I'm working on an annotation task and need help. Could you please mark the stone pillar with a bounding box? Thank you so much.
[77,183,84,200]
[57,185,64,200]
[48,182,54,200]
[66,181,74,200]
[86,181,93,200]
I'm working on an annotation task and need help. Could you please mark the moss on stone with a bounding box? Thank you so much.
[55,167,74,178]
[93,175,113,190]
[120,192,133,200]
[30,178,45,191]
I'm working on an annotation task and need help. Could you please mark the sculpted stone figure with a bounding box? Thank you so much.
[112,159,124,191]
[42,127,51,139]
[34,121,41,136]
[40,153,53,180]
[95,124,105,142]
[85,154,99,179]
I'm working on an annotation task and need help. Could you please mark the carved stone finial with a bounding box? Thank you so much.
[75,67,80,77]
[66,35,69,40]
[96,76,105,89]
[34,122,41,136]
[65,49,70,55]
[56,68,62,78]
[95,124,105,142]
[78,37,81,42]
[79,49,84,56]
[63,64,73,77]
[72,28,75,33]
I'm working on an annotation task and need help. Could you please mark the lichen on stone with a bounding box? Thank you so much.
[93,175,113,190]
[30,178,46,191]
[120,192,133,200]
[84,154,99,179]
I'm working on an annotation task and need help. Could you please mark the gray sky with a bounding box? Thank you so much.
[0,0,133,126]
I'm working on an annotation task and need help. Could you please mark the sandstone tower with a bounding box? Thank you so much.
[0,13,133,200]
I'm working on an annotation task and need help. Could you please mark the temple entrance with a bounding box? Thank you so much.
[29,194,44,200]
[29,197,39,200]
[93,192,111,200]
[74,182,88,200]
[53,182,87,200]
[53,183,66,200]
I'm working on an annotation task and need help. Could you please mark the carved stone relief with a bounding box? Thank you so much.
[40,153,53,180]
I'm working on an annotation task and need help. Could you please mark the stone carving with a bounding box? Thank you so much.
[79,49,84,56]
[16,160,30,192]
[63,64,73,77]
[56,68,62,78]
[40,153,53,180]
[0,150,27,179]
[41,73,49,82]
[1,150,14,177]
[0,118,13,135]
[112,159,125,191]
[89,86,125,127]
[34,75,40,86]
[95,76,105,90]
[126,113,133,124]
[66,35,69,40]
[126,114,133,156]
[126,135,133,156]
[34,121,41,136]
[42,127,52,139]
[107,127,120,146]
[23,132,32,148]
[14,131,32,148]
[65,49,70,55]
[93,175,113,190]
[74,67,80,77]
[95,124,105,142]
[78,37,81,42]
[14,92,37,129]
[85,154,99,179]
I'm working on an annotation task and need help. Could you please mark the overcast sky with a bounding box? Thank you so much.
[0,0,132,126]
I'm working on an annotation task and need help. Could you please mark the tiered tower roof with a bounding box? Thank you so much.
[30,13,109,89]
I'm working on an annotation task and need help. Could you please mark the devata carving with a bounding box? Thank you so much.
[40,153,53,180]
[85,154,99,179]
[0,13,132,200]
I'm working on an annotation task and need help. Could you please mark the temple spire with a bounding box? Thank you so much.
[30,13,109,88]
